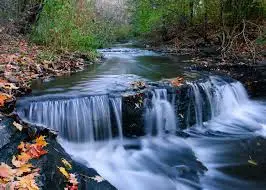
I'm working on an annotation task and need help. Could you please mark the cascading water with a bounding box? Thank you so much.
[187,76,255,128]
[144,89,177,136]
[18,95,123,142]
[17,75,266,190]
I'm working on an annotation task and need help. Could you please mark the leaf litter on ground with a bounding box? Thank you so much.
[0,135,48,190]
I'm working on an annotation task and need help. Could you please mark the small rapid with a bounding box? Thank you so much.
[16,46,266,190]
[144,89,177,136]
[18,95,123,142]
[187,76,266,136]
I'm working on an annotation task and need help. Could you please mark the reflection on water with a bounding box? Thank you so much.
[30,47,193,96]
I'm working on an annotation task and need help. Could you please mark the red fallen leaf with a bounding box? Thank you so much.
[27,144,48,158]
[170,77,184,87]
[66,184,78,190]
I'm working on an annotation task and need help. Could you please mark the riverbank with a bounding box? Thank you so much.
[0,30,116,190]
[0,29,102,114]
[141,41,266,97]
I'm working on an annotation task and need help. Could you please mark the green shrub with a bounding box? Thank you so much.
[31,0,130,52]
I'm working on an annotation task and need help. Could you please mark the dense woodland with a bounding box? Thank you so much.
[131,0,266,61]
[0,0,265,61]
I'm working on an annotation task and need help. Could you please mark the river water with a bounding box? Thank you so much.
[17,44,266,190]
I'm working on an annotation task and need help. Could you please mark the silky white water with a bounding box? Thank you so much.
[17,76,266,190]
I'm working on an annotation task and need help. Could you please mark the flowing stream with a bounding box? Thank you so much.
[17,44,266,190]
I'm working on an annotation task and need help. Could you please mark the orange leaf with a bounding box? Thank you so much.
[35,136,48,147]
[17,152,31,163]
[0,93,11,107]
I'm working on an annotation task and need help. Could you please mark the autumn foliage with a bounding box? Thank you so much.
[0,136,48,190]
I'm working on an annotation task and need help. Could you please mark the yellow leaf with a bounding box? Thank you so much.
[16,164,33,176]
[13,121,23,131]
[58,167,69,179]
[248,159,258,166]
[16,173,39,190]
[61,159,72,170]
[35,136,48,147]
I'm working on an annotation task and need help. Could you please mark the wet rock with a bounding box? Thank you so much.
[193,64,266,97]
[0,120,117,190]
[122,92,146,137]
[0,116,17,149]
[0,93,16,114]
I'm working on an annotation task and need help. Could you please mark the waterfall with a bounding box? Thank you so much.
[144,89,177,136]
[188,76,250,127]
[18,95,123,142]
[110,97,123,141]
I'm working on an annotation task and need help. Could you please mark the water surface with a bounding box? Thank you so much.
[17,45,266,190]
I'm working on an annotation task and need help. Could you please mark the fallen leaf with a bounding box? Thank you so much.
[35,136,48,147]
[16,164,33,176]
[0,93,11,107]
[13,121,23,131]
[12,156,24,168]
[17,142,26,151]
[17,152,31,164]
[69,174,78,185]
[170,77,184,87]
[61,159,72,170]
[0,163,14,179]
[66,184,78,190]
[58,167,70,179]
[248,159,258,166]
[27,144,48,158]
[16,173,39,190]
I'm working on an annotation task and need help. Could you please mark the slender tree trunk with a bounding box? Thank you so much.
[189,0,194,25]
